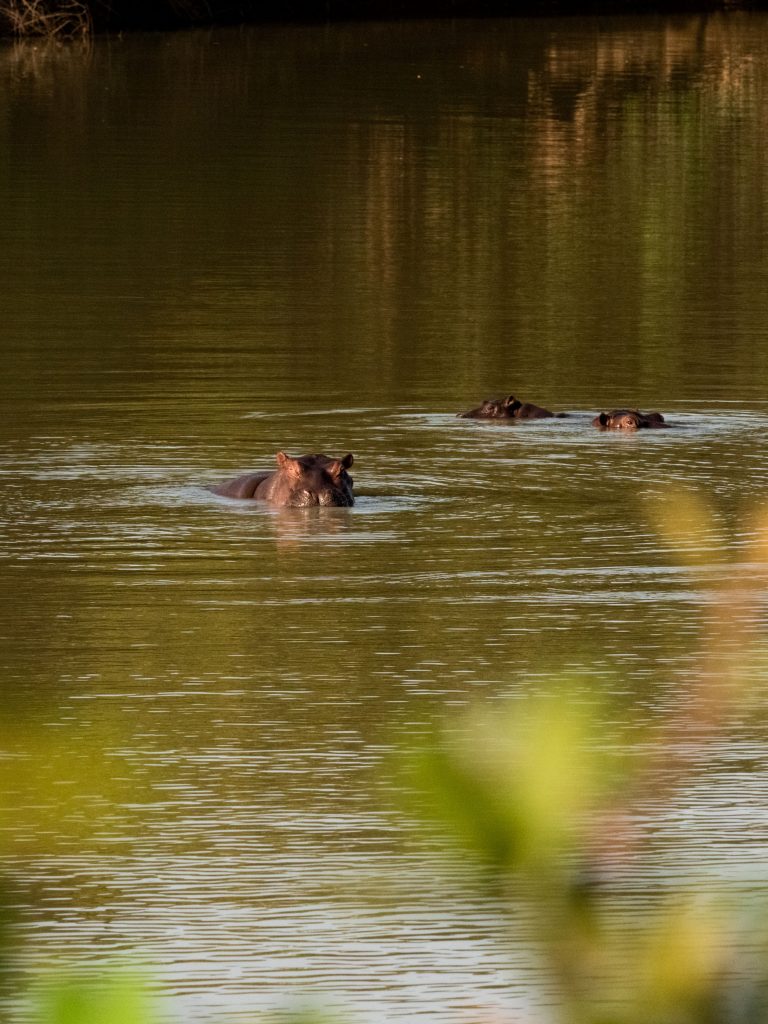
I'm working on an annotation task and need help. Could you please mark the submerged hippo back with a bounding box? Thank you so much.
[458,394,557,419]
[458,396,516,419]
[512,401,556,420]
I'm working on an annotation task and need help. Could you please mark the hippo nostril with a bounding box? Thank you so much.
[294,489,317,506]
[319,490,351,507]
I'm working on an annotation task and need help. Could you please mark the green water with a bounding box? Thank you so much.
[2,14,768,1021]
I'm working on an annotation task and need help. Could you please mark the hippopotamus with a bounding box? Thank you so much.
[458,395,565,420]
[592,409,669,431]
[212,452,354,507]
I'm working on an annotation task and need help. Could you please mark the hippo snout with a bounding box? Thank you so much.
[289,488,353,508]
[318,489,354,507]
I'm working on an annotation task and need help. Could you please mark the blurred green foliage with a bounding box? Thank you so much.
[405,692,768,1024]
[405,694,636,877]
[24,978,343,1024]
[400,489,768,1024]
[27,973,154,1024]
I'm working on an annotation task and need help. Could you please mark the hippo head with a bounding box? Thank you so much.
[273,452,355,507]
[592,409,668,431]
[458,395,521,419]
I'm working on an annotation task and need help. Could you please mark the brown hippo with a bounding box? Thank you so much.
[458,394,565,420]
[592,409,669,431]
[212,452,354,507]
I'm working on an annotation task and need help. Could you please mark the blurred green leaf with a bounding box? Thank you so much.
[403,690,637,879]
[29,972,155,1024]
[646,489,723,567]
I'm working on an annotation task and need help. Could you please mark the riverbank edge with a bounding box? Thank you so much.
[0,0,767,39]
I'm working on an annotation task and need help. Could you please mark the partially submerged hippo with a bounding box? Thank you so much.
[592,409,669,431]
[212,452,355,507]
[458,394,565,420]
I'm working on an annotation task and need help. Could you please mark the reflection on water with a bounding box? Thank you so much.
[3,13,768,1023]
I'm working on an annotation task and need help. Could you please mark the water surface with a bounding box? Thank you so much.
[2,14,768,1022]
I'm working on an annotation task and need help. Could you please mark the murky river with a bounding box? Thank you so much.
[3,13,768,1022]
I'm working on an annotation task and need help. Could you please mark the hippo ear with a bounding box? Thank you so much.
[275,451,301,474]
[598,412,610,426]
[504,395,517,407]
[329,454,354,478]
